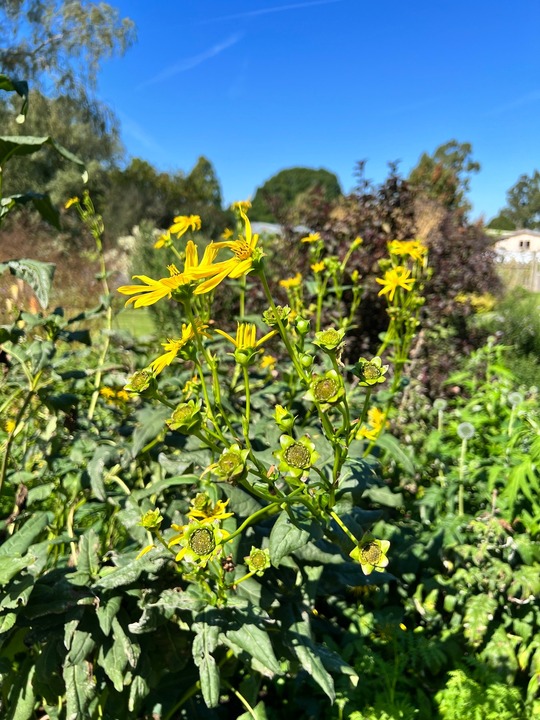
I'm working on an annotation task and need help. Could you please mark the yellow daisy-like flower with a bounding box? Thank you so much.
[388,239,427,263]
[279,272,303,289]
[260,354,277,370]
[64,196,79,209]
[117,240,219,307]
[154,230,172,249]
[350,535,390,575]
[356,406,386,441]
[221,227,234,239]
[169,214,201,237]
[376,266,415,302]
[301,232,321,244]
[216,323,276,350]
[311,261,326,274]
[149,319,210,375]
[187,496,234,524]
[168,520,230,567]
[188,205,262,294]
[232,200,252,213]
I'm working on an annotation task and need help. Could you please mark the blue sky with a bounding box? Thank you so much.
[97,0,540,220]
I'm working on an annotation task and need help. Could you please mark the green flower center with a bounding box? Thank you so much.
[219,452,241,475]
[189,528,216,556]
[284,443,311,469]
[192,493,209,511]
[319,329,341,346]
[130,370,151,391]
[363,365,381,381]
[172,405,193,423]
[249,550,267,570]
[359,542,382,566]
[314,377,339,402]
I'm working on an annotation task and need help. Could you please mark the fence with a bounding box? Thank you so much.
[496,250,540,292]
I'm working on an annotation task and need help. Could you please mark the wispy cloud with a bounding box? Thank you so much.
[117,110,164,155]
[488,90,540,116]
[200,0,345,24]
[138,33,243,88]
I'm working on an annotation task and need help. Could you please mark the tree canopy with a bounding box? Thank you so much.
[408,140,480,214]
[0,0,135,95]
[502,171,540,229]
[251,167,342,222]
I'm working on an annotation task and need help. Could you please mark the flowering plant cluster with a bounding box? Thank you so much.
[109,202,428,706]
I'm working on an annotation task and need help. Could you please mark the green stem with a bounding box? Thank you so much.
[329,509,357,544]
[458,438,467,516]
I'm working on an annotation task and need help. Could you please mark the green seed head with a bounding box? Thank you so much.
[284,443,311,469]
[313,377,339,402]
[189,527,215,556]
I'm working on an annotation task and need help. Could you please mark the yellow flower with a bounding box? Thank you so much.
[311,261,326,274]
[279,272,303,289]
[118,240,219,307]
[301,232,321,244]
[232,200,252,213]
[154,230,172,249]
[376,266,415,302]
[388,239,428,263]
[188,205,262,294]
[221,227,234,239]
[5,419,16,433]
[351,236,363,250]
[187,496,234,524]
[64,196,79,209]
[215,323,276,365]
[260,354,277,370]
[99,386,116,399]
[149,320,210,374]
[169,214,201,237]
[357,406,386,441]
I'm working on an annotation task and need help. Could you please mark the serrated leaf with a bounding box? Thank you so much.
[148,587,205,613]
[192,621,220,708]
[128,672,149,713]
[269,511,321,566]
[0,259,55,308]
[65,628,95,667]
[222,484,263,518]
[75,529,101,581]
[0,135,85,174]
[463,594,497,647]
[94,555,164,590]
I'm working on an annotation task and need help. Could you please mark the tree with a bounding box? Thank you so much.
[408,140,480,214]
[251,167,342,222]
[486,213,516,231]
[503,171,540,229]
[0,1,135,95]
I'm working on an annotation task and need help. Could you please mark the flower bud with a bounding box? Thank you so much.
[274,404,295,432]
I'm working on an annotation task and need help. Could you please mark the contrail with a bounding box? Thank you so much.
[200,0,345,24]
[138,33,243,88]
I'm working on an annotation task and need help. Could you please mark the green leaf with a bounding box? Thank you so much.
[192,620,221,708]
[269,511,321,566]
[5,662,36,720]
[0,512,51,558]
[86,446,113,501]
[224,623,282,676]
[463,594,498,647]
[132,474,199,500]
[95,555,164,590]
[96,594,122,636]
[0,555,32,586]
[131,406,170,457]
[286,614,335,702]
[362,484,404,508]
[0,612,17,634]
[0,574,34,610]
[222,484,263,518]
[128,672,150,714]
[376,432,415,475]
[0,135,86,177]
[65,627,95,666]
[237,700,269,720]
[0,193,60,228]
[0,259,55,309]
[63,663,95,720]
[0,74,29,121]
[75,529,101,581]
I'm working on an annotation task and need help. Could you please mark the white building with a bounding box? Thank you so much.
[491,230,540,292]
